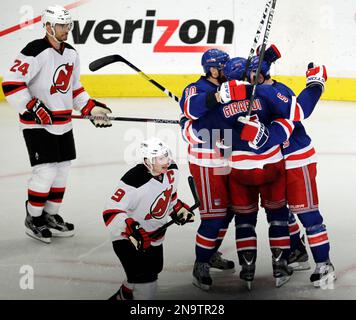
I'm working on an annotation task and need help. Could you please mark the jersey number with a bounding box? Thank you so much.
[111,188,125,202]
[10,60,29,76]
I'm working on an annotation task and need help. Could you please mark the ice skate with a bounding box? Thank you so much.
[288,236,311,271]
[108,284,133,300]
[209,251,235,274]
[25,201,52,244]
[272,248,293,288]
[43,211,75,237]
[310,261,336,288]
[192,261,212,291]
[239,251,256,290]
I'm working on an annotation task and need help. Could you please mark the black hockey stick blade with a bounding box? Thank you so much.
[89,55,123,71]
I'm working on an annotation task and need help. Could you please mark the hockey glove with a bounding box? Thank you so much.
[125,218,151,251]
[306,63,327,92]
[218,80,249,104]
[170,200,195,225]
[81,99,112,128]
[238,116,269,150]
[257,44,281,63]
[26,98,53,125]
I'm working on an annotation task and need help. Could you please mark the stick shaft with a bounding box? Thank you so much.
[70,114,179,124]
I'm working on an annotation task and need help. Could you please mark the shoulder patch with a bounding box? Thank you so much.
[63,42,76,51]
[20,39,51,57]
[121,164,153,188]
[168,161,178,170]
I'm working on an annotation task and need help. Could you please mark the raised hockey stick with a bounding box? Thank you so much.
[247,0,277,117]
[89,55,180,103]
[149,176,201,240]
[70,114,179,125]
[243,0,273,80]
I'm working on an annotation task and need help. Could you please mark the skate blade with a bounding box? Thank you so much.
[313,272,336,288]
[25,229,51,244]
[50,229,75,237]
[192,278,211,291]
[275,275,291,288]
[289,261,311,271]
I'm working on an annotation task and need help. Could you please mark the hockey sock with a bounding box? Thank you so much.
[196,219,225,263]
[214,208,234,251]
[235,212,258,265]
[288,211,302,251]
[298,210,330,263]
[266,206,290,260]
[27,163,58,217]
[44,161,71,215]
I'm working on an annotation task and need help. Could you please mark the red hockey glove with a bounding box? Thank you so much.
[218,80,249,104]
[170,200,195,225]
[81,99,112,128]
[306,63,327,92]
[125,218,151,251]
[238,116,269,150]
[26,98,53,125]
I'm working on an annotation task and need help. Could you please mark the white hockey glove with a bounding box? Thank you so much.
[217,80,249,104]
[238,116,269,150]
[306,63,327,92]
[82,99,112,128]
[170,200,195,225]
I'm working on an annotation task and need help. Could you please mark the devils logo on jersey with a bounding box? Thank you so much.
[145,186,173,220]
[50,63,74,95]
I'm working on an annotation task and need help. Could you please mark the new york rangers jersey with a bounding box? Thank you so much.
[272,81,318,169]
[180,79,322,170]
[103,162,179,246]
[2,37,91,135]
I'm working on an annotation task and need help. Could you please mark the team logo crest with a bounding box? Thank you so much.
[50,63,74,95]
[145,186,173,220]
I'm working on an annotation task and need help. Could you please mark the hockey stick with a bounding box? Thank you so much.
[243,0,273,80]
[149,176,201,240]
[89,55,180,103]
[70,114,179,125]
[247,0,277,117]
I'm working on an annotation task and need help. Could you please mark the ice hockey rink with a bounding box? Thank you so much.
[0,97,356,300]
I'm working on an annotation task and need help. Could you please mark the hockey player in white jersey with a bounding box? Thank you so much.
[105,138,194,300]
[1,5,112,243]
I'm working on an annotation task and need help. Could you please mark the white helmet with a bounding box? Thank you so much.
[42,5,72,29]
[140,138,172,172]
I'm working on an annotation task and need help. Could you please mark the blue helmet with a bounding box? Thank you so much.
[201,49,230,74]
[248,55,271,79]
[223,57,247,81]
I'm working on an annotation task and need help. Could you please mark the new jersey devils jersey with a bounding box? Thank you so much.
[103,162,179,246]
[2,37,91,135]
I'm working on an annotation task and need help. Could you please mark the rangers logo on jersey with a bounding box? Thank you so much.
[145,186,173,220]
[50,63,74,95]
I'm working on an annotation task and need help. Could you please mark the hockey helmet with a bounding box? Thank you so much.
[223,57,247,81]
[42,5,73,29]
[201,49,230,74]
[140,138,172,171]
[248,55,272,79]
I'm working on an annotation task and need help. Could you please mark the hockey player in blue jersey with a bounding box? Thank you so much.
[180,49,236,291]
[244,48,335,288]
[181,50,327,289]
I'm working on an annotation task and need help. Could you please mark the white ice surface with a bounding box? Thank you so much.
[0,97,356,300]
